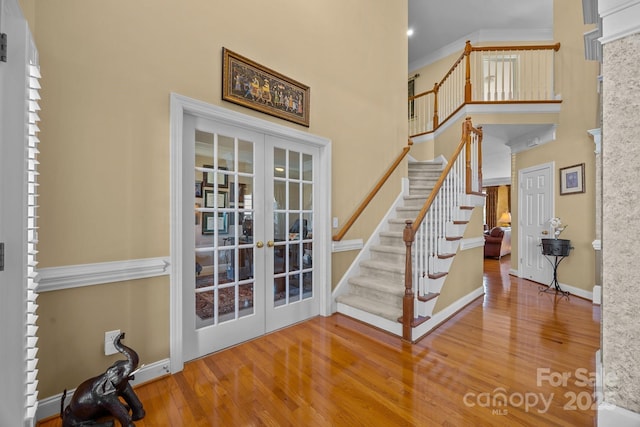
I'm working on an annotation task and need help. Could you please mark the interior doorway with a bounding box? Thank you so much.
[518,162,554,284]
[169,94,331,372]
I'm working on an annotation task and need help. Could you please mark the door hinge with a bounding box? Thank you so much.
[0,242,4,271]
[0,33,7,62]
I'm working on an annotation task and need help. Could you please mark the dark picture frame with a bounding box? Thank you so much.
[217,213,228,234]
[202,165,214,187]
[559,163,585,195]
[222,47,310,127]
[217,191,228,209]
[195,181,203,198]
[203,189,214,208]
[203,165,228,188]
[202,212,216,235]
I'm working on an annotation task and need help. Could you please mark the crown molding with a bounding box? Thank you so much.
[599,0,640,44]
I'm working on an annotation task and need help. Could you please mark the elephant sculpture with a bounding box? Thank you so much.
[60,332,146,426]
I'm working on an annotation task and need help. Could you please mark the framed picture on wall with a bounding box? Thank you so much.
[559,163,585,195]
[203,165,228,188]
[202,212,216,235]
[222,47,310,127]
[204,189,215,208]
[203,165,214,187]
[195,181,203,198]
[217,167,228,188]
[217,213,228,234]
[217,191,228,208]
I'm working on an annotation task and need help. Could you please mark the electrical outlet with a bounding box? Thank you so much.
[104,329,121,356]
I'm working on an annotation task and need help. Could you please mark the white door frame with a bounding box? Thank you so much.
[169,93,332,373]
[517,161,554,282]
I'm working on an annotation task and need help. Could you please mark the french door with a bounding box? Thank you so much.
[182,115,320,361]
[519,163,554,284]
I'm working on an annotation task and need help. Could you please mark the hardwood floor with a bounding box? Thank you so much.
[40,256,601,426]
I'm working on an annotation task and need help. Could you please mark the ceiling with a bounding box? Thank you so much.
[408,0,555,185]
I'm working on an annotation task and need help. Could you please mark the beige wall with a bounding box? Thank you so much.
[433,207,484,312]
[513,0,599,292]
[29,0,408,399]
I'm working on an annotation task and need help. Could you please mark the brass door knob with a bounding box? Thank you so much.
[256,241,264,248]
[541,230,549,235]
[267,240,275,247]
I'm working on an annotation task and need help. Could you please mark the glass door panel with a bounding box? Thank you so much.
[183,118,265,358]
[266,140,318,331]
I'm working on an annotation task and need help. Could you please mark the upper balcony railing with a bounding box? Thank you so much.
[409,41,561,138]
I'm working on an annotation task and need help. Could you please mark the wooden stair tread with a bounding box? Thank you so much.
[438,253,456,259]
[396,315,431,327]
[417,292,440,302]
[428,272,448,279]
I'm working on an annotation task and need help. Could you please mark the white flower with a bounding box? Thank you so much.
[549,217,567,238]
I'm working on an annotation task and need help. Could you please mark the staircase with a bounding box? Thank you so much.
[335,159,476,336]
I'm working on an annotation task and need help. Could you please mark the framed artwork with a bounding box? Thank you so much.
[218,167,228,188]
[195,181,203,198]
[217,191,228,209]
[204,189,214,208]
[559,163,585,195]
[217,213,228,234]
[203,165,228,188]
[203,165,214,187]
[202,212,216,235]
[222,47,310,127]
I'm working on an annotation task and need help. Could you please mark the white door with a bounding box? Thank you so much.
[519,163,554,284]
[182,116,320,361]
[265,136,319,332]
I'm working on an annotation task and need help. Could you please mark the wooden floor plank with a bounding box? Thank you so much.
[39,256,600,426]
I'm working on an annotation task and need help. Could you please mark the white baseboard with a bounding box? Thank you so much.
[595,349,640,426]
[336,303,403,336]
[412,286,484,341]
[36,358,171,422]
[593,285,602,305]
[599,402,640,426]
[509,269,594,302]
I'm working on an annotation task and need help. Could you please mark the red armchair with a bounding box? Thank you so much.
[484,227,511,258]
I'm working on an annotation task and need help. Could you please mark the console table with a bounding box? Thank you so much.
[540,238,572,297]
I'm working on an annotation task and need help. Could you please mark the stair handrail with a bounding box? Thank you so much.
[409,40,561,138]
[332,139,414,241]
[401,117,483,341]
[411,118,479,234]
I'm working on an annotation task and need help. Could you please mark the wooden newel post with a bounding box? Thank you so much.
[402,220,415,342]
[464,40,472,103]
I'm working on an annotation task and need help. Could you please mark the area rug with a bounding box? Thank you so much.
[195,276,254,320]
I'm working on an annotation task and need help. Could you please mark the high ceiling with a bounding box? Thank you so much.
[408,0,553,67]
[407,0,555,184]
